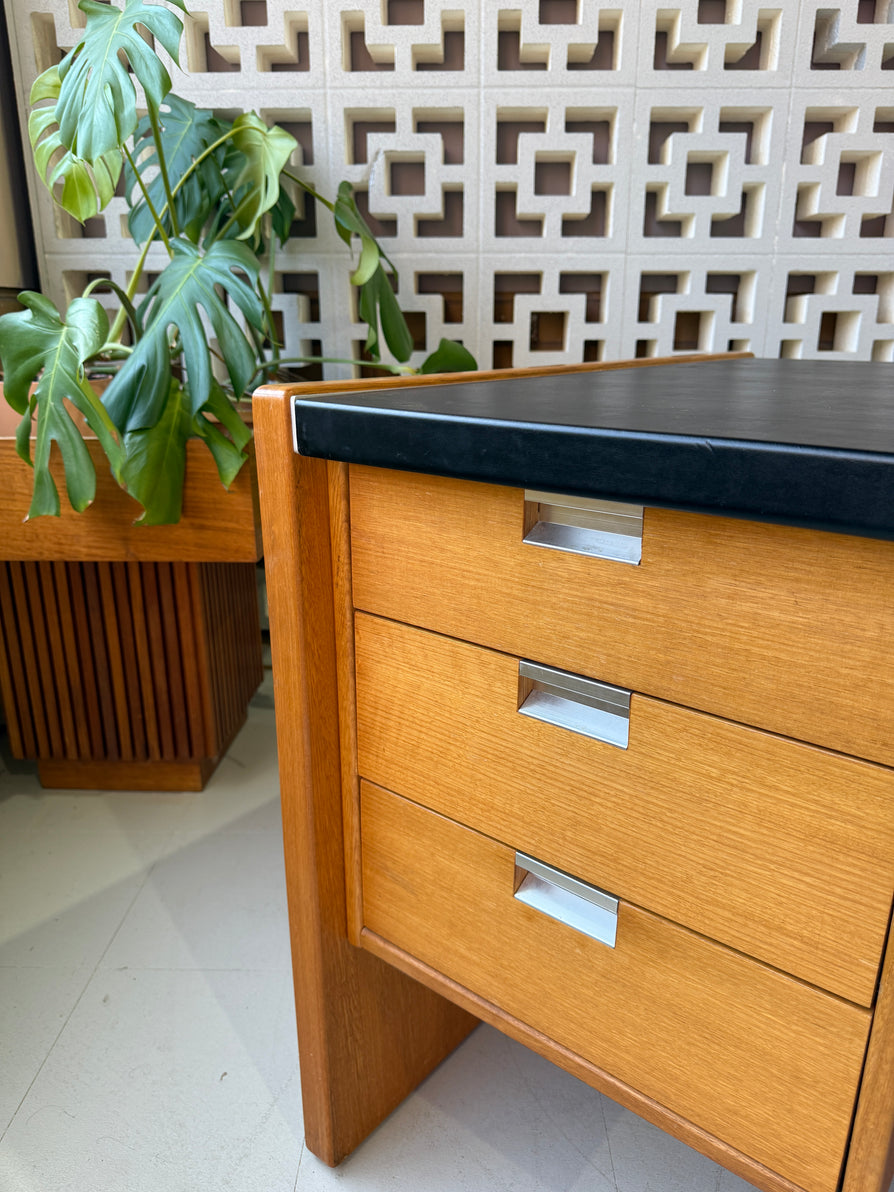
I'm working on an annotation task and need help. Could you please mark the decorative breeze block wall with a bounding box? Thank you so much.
[4,0,894,377]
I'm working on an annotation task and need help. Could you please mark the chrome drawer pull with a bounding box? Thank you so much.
[523,490,643,565]
[518,660,630,749]
[515,852,618,948]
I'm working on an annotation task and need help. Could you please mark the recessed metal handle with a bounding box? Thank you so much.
[523,490,643,565]
[518,660,630,749]
[515,852,618,947]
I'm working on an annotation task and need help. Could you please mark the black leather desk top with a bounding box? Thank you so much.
[291,358,894,538]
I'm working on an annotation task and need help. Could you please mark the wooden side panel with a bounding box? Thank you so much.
[0,439,261,563]
[361,781,871,1192]
[349,468,894,767]
[327,461,364,946]
[842,930,894,1192]
[0,559,262,789]
[253,384,477,1167]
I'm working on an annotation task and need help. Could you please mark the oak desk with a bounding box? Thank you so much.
[254,358,894,1192]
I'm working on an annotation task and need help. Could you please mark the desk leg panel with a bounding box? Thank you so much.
[254,388,477,1166]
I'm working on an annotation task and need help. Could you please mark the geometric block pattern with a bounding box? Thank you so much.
[3,0,893,375]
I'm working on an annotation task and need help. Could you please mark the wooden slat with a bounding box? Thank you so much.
[35,562,77,757]
[201,565,229,750]
[67,562,105,758]
[126,561,161,762]
[97,563,133,760]
[49,562,90,759]
[172,562,206,759]
[189,563,218,757]
[0,562,29,756]
[0,439,261,563]
[81,563,119,761]
[155,563,190,761]
[361,781,870,1192]
[348,468,894,768]
[253,383,478,1166]
[8,563,51,757]
[111,563,147,761]
[22,564,65,757]
[140,563,175,761]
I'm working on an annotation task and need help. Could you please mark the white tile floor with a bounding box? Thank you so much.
[0,670,760,1192]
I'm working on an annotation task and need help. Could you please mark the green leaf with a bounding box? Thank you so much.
[29,66,123,221]
[334,181,393,285]
[419,338,478,375]
[0,293,122,517]
[191,383,250,488]
[55,0,185,162]
[121,377,191,524]
[126,96,227,244]
[225,114,298,241]
[103,238,264,433]
[270,186,297,247]
[357,266,414,364]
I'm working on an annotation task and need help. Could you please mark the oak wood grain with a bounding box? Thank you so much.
[273,350,753,402]
[327,461,364,946]
[361,781,870,1192]
[0,439,262,563]
[360,929,813,1192]
[0,560,261,788]
[349,468,894,767]
[252,384,477,1167]
[842,929,894,1192]
[354,613,894,1005]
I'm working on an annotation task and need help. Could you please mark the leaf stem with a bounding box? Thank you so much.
[122,143,173,255]
[249,355,412,386]
[146,100,181,238]
[108,230,156,343]
[281,169,335,212]
[168,127,239,202]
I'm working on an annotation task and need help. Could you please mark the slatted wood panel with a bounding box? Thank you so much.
[0,560,263,790]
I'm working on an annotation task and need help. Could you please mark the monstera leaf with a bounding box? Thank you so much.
[56,0,185,162]
[192,381,252,488]
[120,378,192,524]
[419,338,477,375]
[334,180,387,286]
[120,379,250,524]
[0,293,123,518]
[103,238,264,434]
[29,66,123,221]
[358,265,414,364]
[127,96,227,244]
[224,114,298,241]
[332,182,413,362]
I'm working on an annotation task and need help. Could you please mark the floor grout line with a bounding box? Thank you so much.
[599,1094,620,1192]
[0,855,160,1148]
[292,1140,306,1191]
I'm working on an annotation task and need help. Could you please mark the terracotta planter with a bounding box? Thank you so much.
[0,393,264,790]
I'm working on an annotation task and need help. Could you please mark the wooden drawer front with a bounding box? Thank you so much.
[349,466,894,767]
[355,614,894,1005]
[361,783,871,1192]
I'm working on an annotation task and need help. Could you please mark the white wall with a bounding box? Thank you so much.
[3,0,893,375]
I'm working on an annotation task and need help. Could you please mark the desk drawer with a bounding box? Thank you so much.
[355,613,894,1005]
[361,782,871,1192]
[349,466,894,766]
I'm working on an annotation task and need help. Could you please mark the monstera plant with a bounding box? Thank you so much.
[0,0,475,524]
